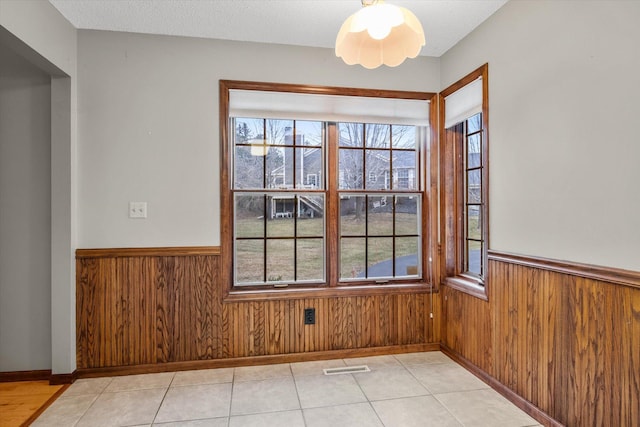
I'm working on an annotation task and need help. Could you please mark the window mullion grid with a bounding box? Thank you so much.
[463,115,484,278]
[263,118,269,283]
[362,125,367,191]
[392,195,396,277]
[262,193,268,283]
[364,194,369,279]
[389,126,396,277]
[294,196,298,282]
[326,123,339,287]
[361,125,368,279]
[261,119,267,189]
[293,122,298,282]
[463,120,471,274]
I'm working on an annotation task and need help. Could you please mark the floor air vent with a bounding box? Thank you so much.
[323,365,370,375]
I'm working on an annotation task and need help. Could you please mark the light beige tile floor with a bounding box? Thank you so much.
[32,352,543,427]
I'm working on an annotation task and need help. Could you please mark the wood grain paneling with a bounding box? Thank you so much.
[76,249,437,371]
[442,252,640,427]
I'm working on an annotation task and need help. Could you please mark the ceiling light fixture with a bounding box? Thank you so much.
[249,140,270,156]
[335,0,425,69]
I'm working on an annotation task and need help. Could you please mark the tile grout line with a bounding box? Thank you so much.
[395,353,466,426]
[70,378,111,427]
[226,367,236,426]
[398,357,436,396]
[348,366,388,426]
[150,372,176,425]
[431,390,472,427]
[289,362,308,427]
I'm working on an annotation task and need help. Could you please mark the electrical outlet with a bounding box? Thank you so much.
[129,202,147,218]
[304,308,315,325]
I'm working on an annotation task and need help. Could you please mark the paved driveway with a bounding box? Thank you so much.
[360,250,481,278]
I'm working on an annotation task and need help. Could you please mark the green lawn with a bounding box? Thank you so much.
[235,212,419,283]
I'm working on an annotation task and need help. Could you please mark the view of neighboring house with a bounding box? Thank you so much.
[263,124,419,218]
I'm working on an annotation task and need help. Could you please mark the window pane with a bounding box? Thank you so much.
[234,146,264,189]
[266,239,294,282]
[235,195,264,238]
[368,197,393,236]
[339,149,363,189]
[467,206,482,240]
[366,124,390,148]
[235,118,264,144]
[467,133,481,168]
[467,170,482,204]
[395,196,419,235]
[467,113,482,134]
[266,146,283,188]
[367,237,393,278]
[266,119,292,145]
[267,208,294,237]
[392,125,416,149]
[341,237,365,279]
[340,196,366,236]
[297,239,324,281]
[298,195,324,236]
[393,151,417,189]
[236,240,264,284]
[266,146,292,189]
[295,121,323,146]
[395,237,420,277]
[297,147,323,189]
[339,123,363,147]
[365,150,390,190]
[466,240,482,276]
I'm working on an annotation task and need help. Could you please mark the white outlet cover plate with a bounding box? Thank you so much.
[129,202,147,218]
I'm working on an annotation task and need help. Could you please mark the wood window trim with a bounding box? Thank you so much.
[439,64,490,300]
[219,80,438,301]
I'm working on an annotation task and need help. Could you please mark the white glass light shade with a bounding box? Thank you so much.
[249,141,270,156]
[335,2,425,69]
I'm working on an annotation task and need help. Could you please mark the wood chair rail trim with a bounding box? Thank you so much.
[489,250,640,290]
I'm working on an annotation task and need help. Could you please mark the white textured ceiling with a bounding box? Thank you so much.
[49,0,508,57]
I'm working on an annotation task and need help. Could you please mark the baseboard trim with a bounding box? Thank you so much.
[0,369,51,383]
[440,344,563,427]
[77,343,438,378]
[49,372,76,385]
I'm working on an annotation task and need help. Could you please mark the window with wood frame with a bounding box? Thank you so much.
[440,64,489,299]
[220,81,436,294]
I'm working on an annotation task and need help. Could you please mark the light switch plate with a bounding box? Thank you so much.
[129,202,147,218]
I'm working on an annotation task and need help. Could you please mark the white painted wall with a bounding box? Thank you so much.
[441,0,640,271]
[77,31,440,248]
[0,44,52,371]
[0,0,78,374]
[0,0,76,76]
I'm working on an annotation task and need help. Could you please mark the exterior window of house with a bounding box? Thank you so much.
[233,118,325,285]
[221,81,435,292]
[306,174,318,187]
[338,123,421,281]
[462,113,484,276]
[440,64,489,299]
[396,169,410,189]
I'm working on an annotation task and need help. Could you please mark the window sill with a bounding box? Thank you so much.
[443,275,487,301]
[224,282,434,302]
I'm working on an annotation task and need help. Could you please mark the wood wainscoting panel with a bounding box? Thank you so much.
[441,252,640,426]
[77,248,436,371]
